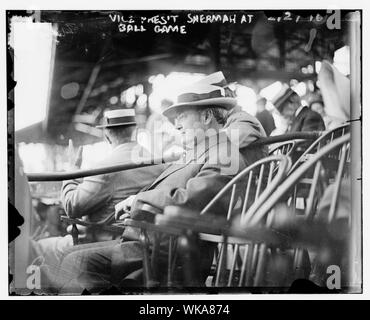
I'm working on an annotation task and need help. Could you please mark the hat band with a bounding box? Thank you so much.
[177,89,224,104]
[276,90,297,110]
[105,116,136,126]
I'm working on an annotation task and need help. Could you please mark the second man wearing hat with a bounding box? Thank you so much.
[61,108,167,242]
[272,85,325,133]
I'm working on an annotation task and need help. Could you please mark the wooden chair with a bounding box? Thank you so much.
[289,123,349,173]
[60,212,120,245]
[286,124,350,225]
[32,132,316,247]
[121,154,292,289]
[225,133,351,289]
[268,140,297,157]
[153,133,351,290]
[252,133,350,226]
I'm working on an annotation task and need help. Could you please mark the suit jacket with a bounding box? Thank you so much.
[289,106,326,133]
[114,132,248,285]
[125,132,248,227]
[256,109,276,136]
[61,142,167,240]
[224,110,269,165]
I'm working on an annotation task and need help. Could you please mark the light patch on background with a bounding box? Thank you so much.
[148,72,204,113]
[18,143,47,173]
[235,85,257,115]
[334,45,350,76]
[61,82,80,100]
[79,142,111,169]
[13,21,56,131]
[259,81,282,101]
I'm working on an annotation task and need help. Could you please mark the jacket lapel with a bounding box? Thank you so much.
[144,162,189,190]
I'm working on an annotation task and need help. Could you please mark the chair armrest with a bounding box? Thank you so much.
[155,206,229,235]
[125,205,333,250]
[225,216,346,249]
[122,218,184,236]
[60,214,124,235]
[60,202,163,229]
[60,212,116,227]
[61,215,89,226]
[128,201,164,222]
[118,203,181,235]
[118,205,227,237]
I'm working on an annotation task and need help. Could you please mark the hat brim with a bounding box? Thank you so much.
[272,89,297,112]
[162,97,237,120]
[96,122,137,129]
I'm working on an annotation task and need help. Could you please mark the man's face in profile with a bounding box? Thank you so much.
[174,108,206,149]
[280,100,297,122]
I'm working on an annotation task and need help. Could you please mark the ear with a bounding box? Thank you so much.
[201,109,212,125]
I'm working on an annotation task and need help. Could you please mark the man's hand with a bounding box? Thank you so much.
[66,224,87,234]
[115,195,135,220]
[68,139,83,170]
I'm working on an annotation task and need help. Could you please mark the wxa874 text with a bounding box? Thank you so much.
[182,304,230,315]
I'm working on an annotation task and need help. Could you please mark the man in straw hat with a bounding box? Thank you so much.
[52,72,248,293]
[271,84,325,133]
[37,109,166,276]
[61,109,167,238]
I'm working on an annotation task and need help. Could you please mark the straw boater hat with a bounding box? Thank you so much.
[162,71,237,121]
[271,84,299,112]
[96,109,136,128]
